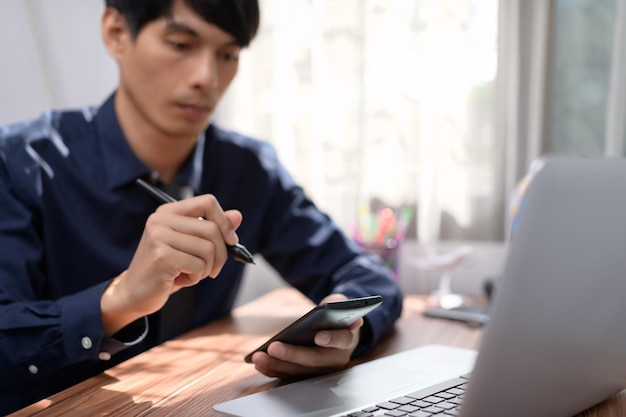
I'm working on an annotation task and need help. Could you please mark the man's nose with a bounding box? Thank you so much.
[191,52,218,92]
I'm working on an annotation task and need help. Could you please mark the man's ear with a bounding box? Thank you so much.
[101,7,131,60]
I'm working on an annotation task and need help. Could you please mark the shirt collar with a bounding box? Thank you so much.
[96,92,205,191]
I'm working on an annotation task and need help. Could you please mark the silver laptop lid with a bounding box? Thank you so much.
[460,157,626,417]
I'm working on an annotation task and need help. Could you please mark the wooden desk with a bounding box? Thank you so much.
[10,288,626,416]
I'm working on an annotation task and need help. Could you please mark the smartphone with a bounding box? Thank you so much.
[244,295,383,363]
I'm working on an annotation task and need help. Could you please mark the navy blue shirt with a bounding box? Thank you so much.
[0,94,403,413]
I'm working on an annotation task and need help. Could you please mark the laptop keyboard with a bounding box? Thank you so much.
[338,374,470,417]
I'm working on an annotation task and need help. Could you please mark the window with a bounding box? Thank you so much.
[546,0,619,156]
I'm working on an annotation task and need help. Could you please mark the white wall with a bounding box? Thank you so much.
[0,0,116,125]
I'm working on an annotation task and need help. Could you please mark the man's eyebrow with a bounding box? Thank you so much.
[165,18,200,37]
[163,18,241,47]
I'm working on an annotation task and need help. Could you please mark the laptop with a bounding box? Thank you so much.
[214,157,626,417]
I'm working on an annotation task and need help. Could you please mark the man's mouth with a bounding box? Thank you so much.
[177,103,212,120]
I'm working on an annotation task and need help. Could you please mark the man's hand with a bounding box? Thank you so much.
[100,194,242,336]
[250,294,363,378]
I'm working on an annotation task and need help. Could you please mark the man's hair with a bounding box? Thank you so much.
[104,0,260,47]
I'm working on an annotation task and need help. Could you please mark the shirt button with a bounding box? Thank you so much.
[98,352,112,361]
[81,336,93,350]
[28,364,38,374]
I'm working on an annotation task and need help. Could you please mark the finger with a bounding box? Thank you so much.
[319,293,348,303]
[225,209,243,230]
[167,233,225,279]
[147,237,216,285]
[251,350,336,379]
[157,195,239,245]
[186,217,229,276]
[314,320,362,350]
[146,214,229,278]
[266,341,349,370]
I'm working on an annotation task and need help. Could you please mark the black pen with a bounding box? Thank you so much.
[136,178,255,264]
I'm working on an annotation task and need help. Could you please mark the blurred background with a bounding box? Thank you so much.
[1,0,624,298]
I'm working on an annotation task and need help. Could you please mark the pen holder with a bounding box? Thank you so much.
[356,238,401,282]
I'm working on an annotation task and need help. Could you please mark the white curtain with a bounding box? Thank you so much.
[216,0,503,243]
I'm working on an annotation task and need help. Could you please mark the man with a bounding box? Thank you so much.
[0,0,403,413]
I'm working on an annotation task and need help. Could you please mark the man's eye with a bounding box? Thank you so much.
[168,41,192,51]
[218,51,240,62]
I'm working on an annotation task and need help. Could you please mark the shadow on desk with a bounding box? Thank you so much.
[17,373,153,416]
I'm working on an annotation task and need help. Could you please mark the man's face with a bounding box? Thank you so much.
[114,0,241,138]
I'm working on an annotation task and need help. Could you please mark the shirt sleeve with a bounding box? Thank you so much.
[0,151,137,392]
[252,144,404,355]
[0,265,108,390]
